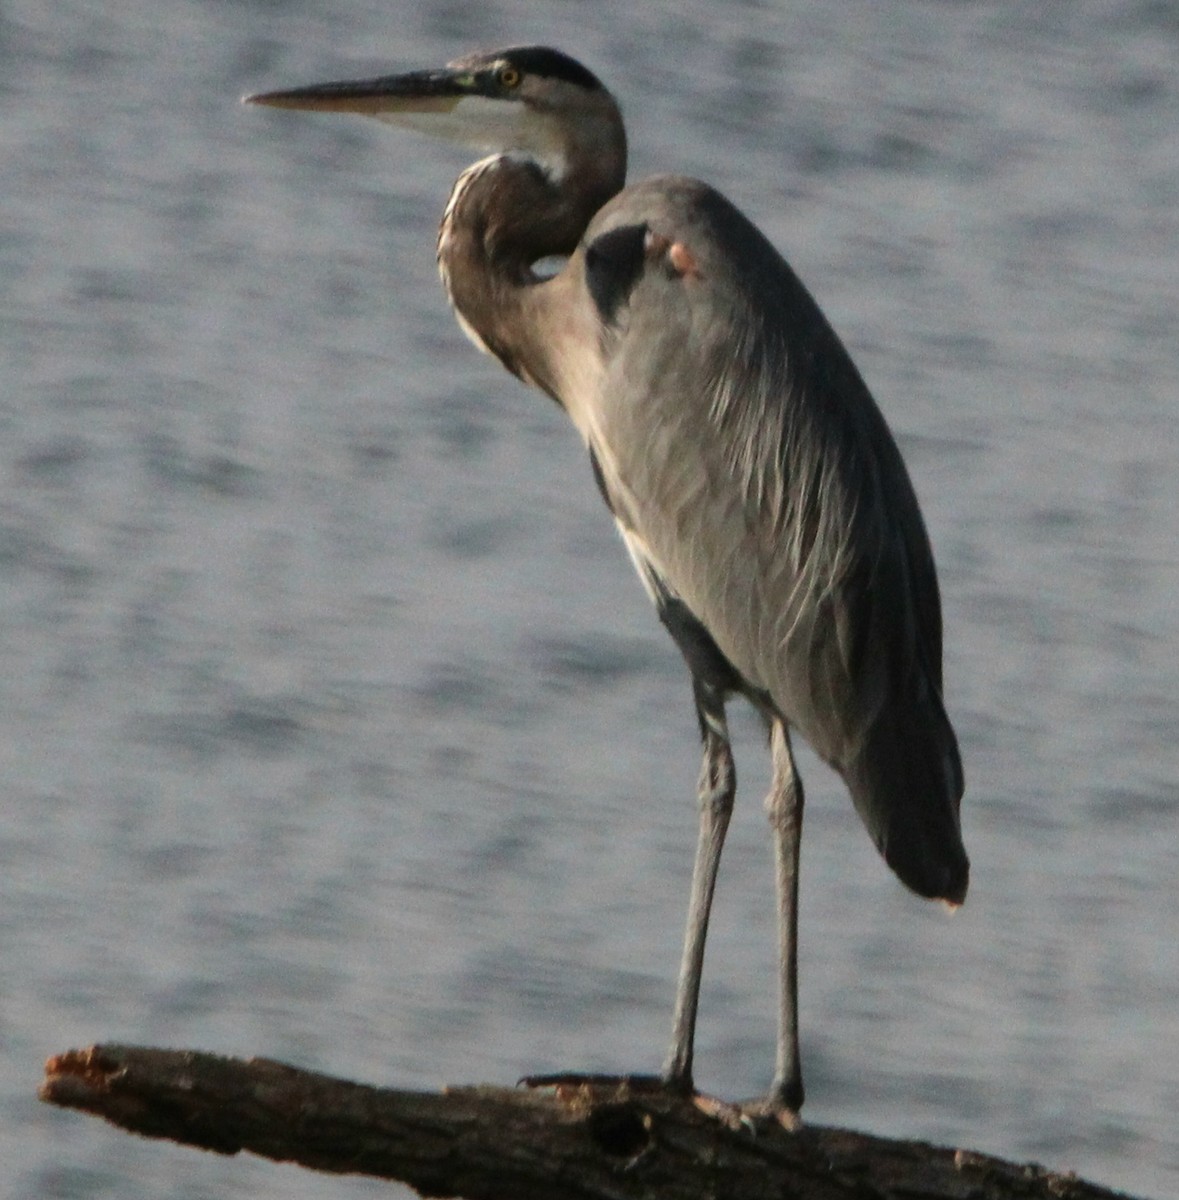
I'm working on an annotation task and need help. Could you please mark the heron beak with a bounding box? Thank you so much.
[243,68,471,117]
[244,62,544,159]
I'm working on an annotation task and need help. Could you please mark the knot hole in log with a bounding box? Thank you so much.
[586,1103,653,1160]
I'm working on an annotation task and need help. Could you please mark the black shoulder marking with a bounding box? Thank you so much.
[656,593,745,697]
[642,564,775,711]
[499,46,604,90]
[587,445,613,510]
[585,223,648,326]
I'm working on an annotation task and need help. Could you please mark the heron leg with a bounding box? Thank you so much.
[765,718,805,1113]
[662,679,735,1093]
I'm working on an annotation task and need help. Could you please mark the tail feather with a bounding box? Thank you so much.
[844,688,968,904]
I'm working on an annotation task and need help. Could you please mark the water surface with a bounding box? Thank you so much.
[3,2,1177,1196]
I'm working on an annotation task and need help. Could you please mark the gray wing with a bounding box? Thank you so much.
[575,176,966,900]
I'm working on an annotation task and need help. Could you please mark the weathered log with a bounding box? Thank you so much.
[41,1045,1131,1200]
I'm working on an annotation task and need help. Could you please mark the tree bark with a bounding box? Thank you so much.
[40,1044,1131,1200]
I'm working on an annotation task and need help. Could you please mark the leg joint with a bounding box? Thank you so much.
[698,735,735,818]
[765,775,803,831]
[764,722,804,831]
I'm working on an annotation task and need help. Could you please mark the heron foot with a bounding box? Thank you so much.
[518,1073,799,1135]
[690,1092,760,1133]
[734,1093,804,1133]
[519,1071,672,1095]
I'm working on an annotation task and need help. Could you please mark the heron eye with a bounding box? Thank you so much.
[498,65,522,90]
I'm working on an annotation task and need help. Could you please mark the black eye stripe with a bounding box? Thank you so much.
[492,46,603,91]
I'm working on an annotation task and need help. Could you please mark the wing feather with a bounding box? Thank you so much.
[576,176,965,898]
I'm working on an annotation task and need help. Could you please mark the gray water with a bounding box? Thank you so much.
[4,1,1177,1196]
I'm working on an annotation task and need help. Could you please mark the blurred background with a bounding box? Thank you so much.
[3,1,1176,1196]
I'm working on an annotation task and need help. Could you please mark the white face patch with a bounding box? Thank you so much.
[374,94,568,183]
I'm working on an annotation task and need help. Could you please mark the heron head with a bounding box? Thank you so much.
[244,45,626,186]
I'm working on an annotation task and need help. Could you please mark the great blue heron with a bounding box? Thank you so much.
[245,45,968,1120]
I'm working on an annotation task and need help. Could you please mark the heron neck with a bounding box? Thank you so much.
[436,151,624,399]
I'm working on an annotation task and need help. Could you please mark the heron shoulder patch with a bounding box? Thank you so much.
[584,223,648,326]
